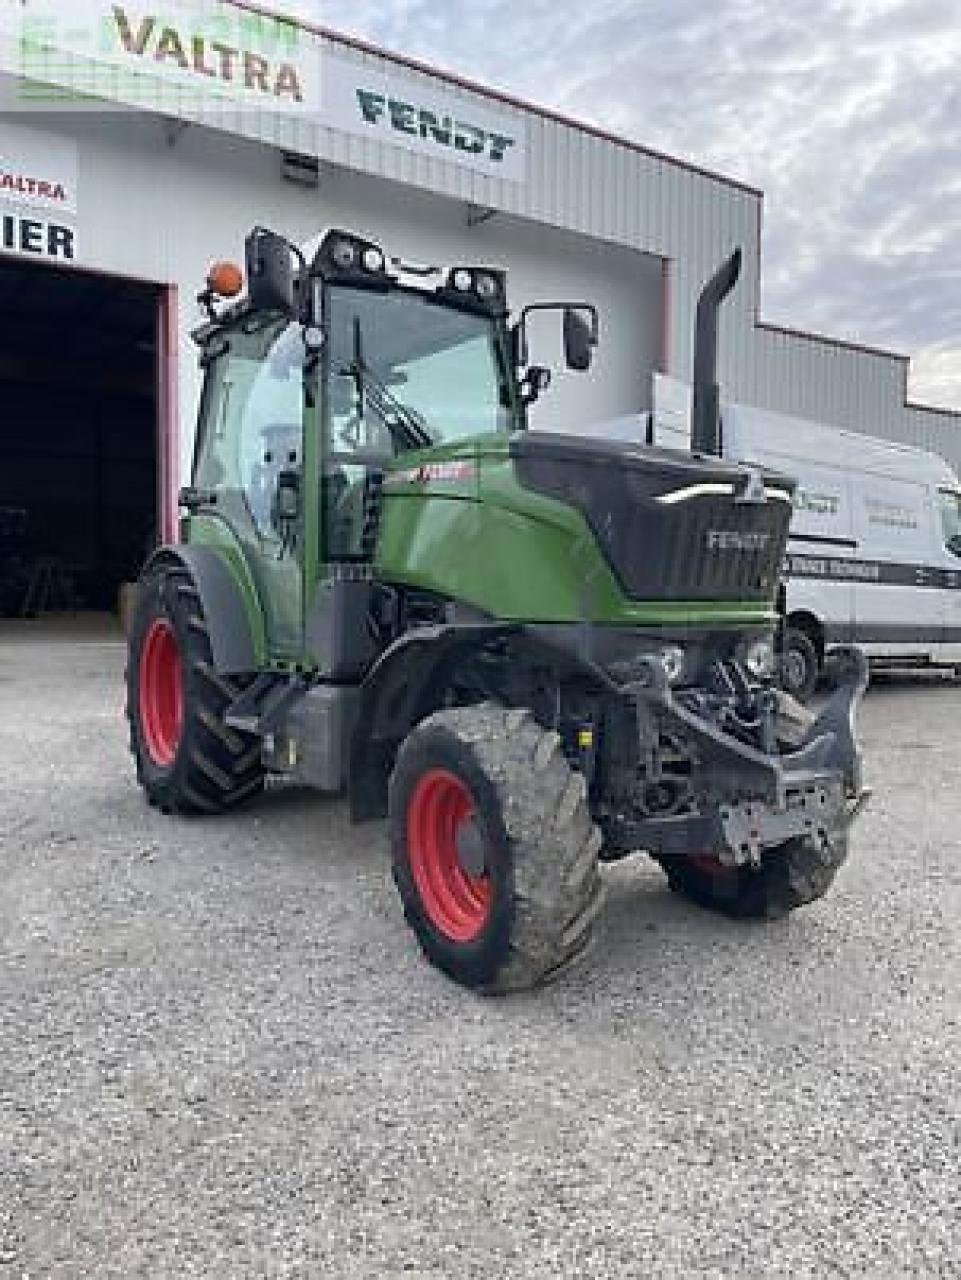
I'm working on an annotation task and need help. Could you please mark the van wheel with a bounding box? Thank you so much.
[781,627,819,702]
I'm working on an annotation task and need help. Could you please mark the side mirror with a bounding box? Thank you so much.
[947,533,961,558]
[246,227,298,317]
[563,307,596,372]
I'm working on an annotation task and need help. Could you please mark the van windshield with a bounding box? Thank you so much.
[937,489,961,554]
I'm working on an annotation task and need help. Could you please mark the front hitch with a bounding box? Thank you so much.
[612,645,870,866]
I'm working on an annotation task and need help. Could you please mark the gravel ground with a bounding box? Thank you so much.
[1,627,959,1278]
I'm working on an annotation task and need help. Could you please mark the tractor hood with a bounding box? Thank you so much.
[510,431,794,604]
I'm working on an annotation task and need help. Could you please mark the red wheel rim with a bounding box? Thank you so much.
[139,617,184,768]
[407,768,492,943]
[688,853,737,878]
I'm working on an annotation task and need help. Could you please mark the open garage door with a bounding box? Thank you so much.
[0,260,163,624]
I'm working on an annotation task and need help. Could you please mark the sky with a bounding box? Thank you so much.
[269,0,960,411]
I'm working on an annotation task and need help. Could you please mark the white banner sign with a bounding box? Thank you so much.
[0,120,78,214]
[1,209,77,262]
[323,55,526,183]
[0,121,78,262]
[0,0,321,114]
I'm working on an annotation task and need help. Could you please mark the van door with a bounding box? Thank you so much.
[936,488,961,659]
[851,476,938,658]
[783,466,856,644]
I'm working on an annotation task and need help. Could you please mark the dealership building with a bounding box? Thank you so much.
[0,0,959,617]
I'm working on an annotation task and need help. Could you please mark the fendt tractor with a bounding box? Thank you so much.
[127,226,869,992]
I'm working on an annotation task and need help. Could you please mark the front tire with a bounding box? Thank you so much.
[661,831,849,919]
[781,627,820,702]
[389,704,604,993]
[127,563,265,815]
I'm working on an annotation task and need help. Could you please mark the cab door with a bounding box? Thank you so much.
[192,319,309,659]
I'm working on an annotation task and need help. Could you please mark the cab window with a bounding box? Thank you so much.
[195,319,305,544]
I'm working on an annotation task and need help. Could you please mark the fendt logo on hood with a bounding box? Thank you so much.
[355,89,516,165]
[707,530,771,553]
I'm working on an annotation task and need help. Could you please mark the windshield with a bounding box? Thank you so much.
[938,489,961,553]
[326,286,514,454]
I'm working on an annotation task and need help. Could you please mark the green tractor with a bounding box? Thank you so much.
[128,226,869,992]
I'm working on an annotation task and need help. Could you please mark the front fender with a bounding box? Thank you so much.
[348,622,518,821]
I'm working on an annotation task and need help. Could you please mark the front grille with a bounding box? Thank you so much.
[512,432,791,603]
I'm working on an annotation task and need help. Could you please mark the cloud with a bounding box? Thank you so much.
[308,0,961,410]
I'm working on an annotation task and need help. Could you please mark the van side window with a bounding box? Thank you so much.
[937,489,961,557]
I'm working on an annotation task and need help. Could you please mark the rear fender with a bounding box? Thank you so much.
[142,545,265,675]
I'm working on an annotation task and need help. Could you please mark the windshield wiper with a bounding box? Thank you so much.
[346,318,433,452]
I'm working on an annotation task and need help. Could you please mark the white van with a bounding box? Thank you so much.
[590,377,961,697]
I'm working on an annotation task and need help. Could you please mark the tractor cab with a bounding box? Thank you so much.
[185,228,597,663]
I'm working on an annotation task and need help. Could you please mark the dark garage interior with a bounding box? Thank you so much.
[0,259,159,620]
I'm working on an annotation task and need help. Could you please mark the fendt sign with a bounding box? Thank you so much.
[355,89,516,168]
[324,56,527,183]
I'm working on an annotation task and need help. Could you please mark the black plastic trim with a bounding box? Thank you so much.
[143,545,257,676]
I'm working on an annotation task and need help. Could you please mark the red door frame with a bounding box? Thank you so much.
[156,284,180,543]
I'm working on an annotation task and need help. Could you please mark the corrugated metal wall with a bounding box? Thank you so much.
[3,13,960,474]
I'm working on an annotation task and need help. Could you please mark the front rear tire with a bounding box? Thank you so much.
[127,563,265,815]
[661,831,849,919]
[389,704,604,993]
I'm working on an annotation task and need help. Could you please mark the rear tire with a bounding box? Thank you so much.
[661,831,849,919]
[389,704,604,993]
[781,626,820,702]
[127,563,264,815]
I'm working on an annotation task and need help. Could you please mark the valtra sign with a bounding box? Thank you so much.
[0,167,69,208]
[0,121,78,216]
[0,1,319,114]
[111,6,305,103]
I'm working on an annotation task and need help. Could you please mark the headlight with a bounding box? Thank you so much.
[744,637,775,680]
[331,238,357,270]
[452,269,473,292]
[659,645,686,685]
[362,246,385,273]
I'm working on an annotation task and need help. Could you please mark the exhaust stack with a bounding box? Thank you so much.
[690,247,741,456]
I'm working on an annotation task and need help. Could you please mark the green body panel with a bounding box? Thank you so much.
[186,513,270,665]
[376,437,776,629]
